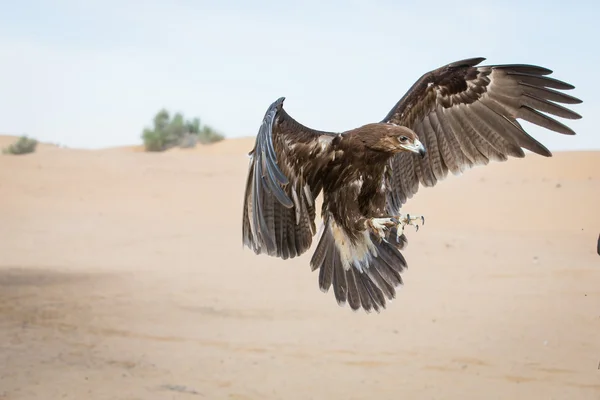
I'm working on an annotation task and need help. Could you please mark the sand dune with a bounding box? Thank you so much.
[1,138,599,399]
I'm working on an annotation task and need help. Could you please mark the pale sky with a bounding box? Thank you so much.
[1,0,598,150]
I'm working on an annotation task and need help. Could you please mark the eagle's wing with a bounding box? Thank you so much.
[382,57,582,212]
[243,97,338,259]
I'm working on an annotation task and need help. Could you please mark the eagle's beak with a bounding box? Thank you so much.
[401,139,426,158]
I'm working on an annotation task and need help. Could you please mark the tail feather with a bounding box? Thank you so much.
[355,273,374,311]
[366,262,396,300]
[332,256,348,305]
[346,268,361,310]
[310,217,409,313]
[318,243,334,292]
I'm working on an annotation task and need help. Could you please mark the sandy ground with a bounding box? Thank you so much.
[0,135,599,399]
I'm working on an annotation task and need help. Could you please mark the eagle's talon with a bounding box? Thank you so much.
[393,213,425,233]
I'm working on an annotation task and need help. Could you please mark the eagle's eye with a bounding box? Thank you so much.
[399,136,409,143]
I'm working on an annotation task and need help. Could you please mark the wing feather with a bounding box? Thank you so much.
[427,112,456,176]
[420,116,448,182]
[433,105,472,172]
[470,102,521,151]
[243,97,337,259]
[519,82,582,104]
[518,106,577,135]
[383,58,582,211]
[412,119,437,187]
[502,71,576,90]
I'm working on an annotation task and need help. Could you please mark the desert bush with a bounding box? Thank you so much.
[141,109,224,152]
[2,136,38,155]
[198,126,225,144]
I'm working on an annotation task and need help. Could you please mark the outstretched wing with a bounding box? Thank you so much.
[382,57,583,212]
[242,97,338,259]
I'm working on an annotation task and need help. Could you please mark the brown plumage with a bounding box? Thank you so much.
[242,57,582,313]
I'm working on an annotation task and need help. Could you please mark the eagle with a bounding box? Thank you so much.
[242,57,582,313]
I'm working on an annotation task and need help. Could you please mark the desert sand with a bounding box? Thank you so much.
[1,134,599,399]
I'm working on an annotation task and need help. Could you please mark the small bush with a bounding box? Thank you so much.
[141,110,225,152]
[198,126,225,144]
[141,128,168,152]
[2,136,38,155]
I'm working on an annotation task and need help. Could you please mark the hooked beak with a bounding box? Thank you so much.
[401,139,426,159]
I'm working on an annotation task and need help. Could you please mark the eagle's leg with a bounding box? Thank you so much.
[366,214,425,241]
[366,217,396,240]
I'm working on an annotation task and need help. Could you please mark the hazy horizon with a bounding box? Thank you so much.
[2,0,598,151]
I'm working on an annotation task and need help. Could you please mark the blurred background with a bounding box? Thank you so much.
[1,0,599,150]
[1,1,599,400]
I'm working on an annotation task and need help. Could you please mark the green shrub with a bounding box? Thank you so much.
[141,110,225,152]
[141,128,167,152]
[2,136,38,155]
[198,126,225,144]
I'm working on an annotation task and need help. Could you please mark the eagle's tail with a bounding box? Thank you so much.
[309,216,409,313]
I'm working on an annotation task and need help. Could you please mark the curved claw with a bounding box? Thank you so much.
[392,213,426,234]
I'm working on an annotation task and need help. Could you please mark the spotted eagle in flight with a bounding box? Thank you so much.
[242,57,582,313]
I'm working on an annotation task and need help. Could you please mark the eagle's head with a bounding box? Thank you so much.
[360,123,426,158]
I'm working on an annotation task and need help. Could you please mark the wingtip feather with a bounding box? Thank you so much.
[450,57,486,67]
